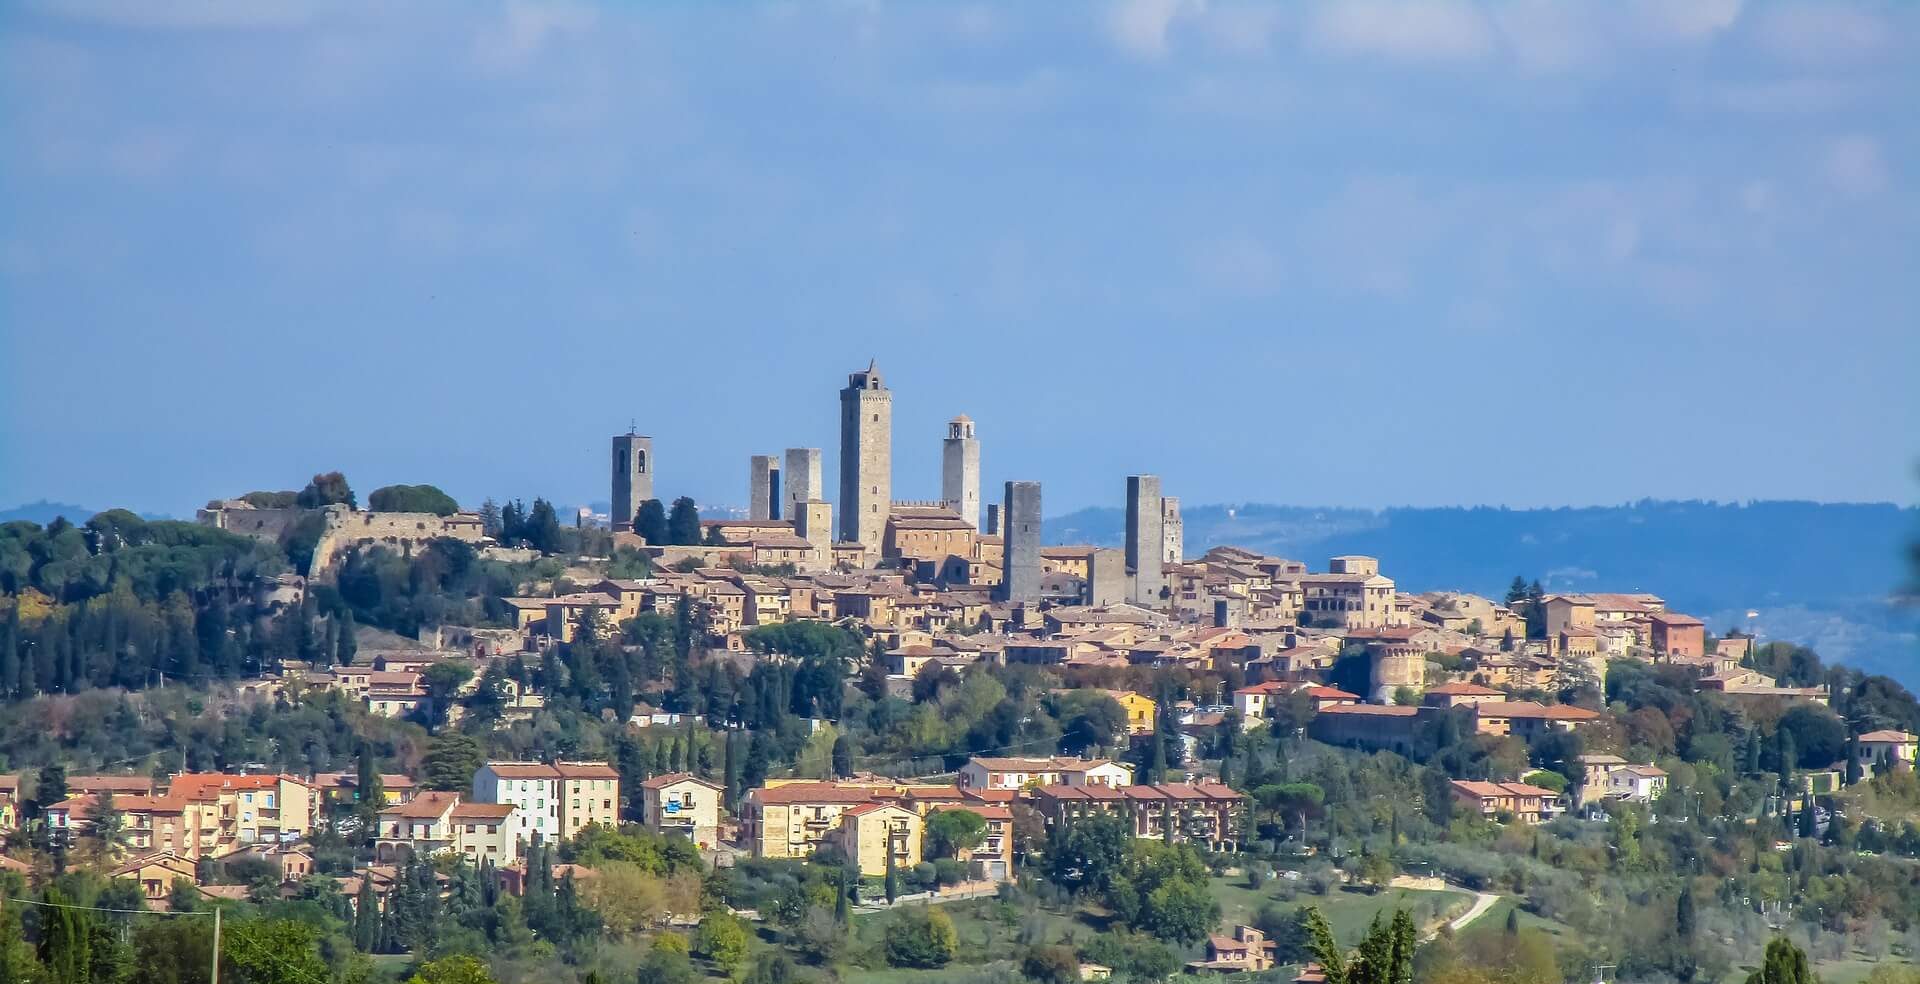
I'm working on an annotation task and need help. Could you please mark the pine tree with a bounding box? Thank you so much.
[666,497,702,545]
[1504,906,1520,936]
[1676,888,1696,942]
[1844,735,1863,785]
[634,500,669,545]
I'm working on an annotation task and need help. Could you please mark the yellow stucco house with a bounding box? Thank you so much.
[829,802,922,877]
[1102,690,1158,735]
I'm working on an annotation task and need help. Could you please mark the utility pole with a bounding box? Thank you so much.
[210,906,222,984]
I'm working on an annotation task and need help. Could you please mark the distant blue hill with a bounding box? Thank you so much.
[1049,500,1919,685]
[0,501,174,524]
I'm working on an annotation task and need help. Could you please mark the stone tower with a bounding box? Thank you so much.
[941,416,981,530]
[610,432,653,532]
[1125,475,1164,607]
[784,448,822,518]
[838,361,892,549]
[1161,496,1184,564]
[984,503,1002,536]
[1000,481,1042,605]
[795,500,833,568]
[749,456,782,521]
[1088,548,1126,607]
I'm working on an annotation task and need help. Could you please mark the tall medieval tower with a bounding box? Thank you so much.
[941,415,980,530]
[838,361,892,549]
[610,431,653,532]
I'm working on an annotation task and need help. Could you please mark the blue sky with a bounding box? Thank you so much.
[2,0,1916,519]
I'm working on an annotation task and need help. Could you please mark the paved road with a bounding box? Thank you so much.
[1447,891,1502,933]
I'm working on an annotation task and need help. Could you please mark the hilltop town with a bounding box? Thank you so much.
[1,363,1917,984]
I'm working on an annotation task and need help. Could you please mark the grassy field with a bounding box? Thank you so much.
[1209,878,1469,942]
[838,876,1470,984]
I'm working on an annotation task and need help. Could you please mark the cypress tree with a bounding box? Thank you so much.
[40,888,90,984]
[883,847,898,905]
[353,876,380,951]
[1,605,19,699]
[1747,938,1812,984]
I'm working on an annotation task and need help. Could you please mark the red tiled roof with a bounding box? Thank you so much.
[749,783,876,806]
[382,791,459,819]
[640,772,722,791]
[449,803,516,820]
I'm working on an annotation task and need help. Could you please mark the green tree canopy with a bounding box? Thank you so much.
[368,485,459,516]
[296,472,355,509]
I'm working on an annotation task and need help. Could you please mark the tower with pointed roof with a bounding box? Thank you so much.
[941,415,980,530]
[838,360,892,550]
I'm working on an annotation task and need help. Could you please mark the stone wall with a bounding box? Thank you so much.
[197,502,305,544]
[308,507,486,578]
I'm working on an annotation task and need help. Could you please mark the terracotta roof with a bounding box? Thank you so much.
[640,772,722,791]
[480,763,563,779]
[841,802,908,818]
[69,775,157,794]
[1451,780,1560,799]
[1315,704,1419,718]
[382,791,459,819]
[449,803,517,820]
[968,756,1120,773]
[748,782,876,806]
[170,773,306,799]
[1860,730,1918,743]
[1426,681,1504,696]
[554,762,621,779]
[1301,685,1359,700]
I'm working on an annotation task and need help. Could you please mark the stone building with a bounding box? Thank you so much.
[838,361,892,551]
[1000,481,1042,605]
[941,415,981,530]
[640,773,722,849]
[1088,548,1127,606]
[784,448,822,517]
[1029,782,1245,851]
[1125,475,1164,607]
[611,431,653,533]
[883,507,975,564]
[749,455,781,521]
[1161,496,1184,564]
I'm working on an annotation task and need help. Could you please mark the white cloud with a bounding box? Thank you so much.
[1625,0,1742,43]
[1307,0,1495,62]
[1106,0,1204,60]
[1821,135,1889,197]
[471,1,597,73]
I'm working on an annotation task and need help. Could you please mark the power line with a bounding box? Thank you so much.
[3,896,214,917]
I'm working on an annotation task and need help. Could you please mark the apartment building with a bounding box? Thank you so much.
[1029,782,1246,851]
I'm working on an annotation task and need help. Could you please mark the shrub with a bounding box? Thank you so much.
[884,908,958,968]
